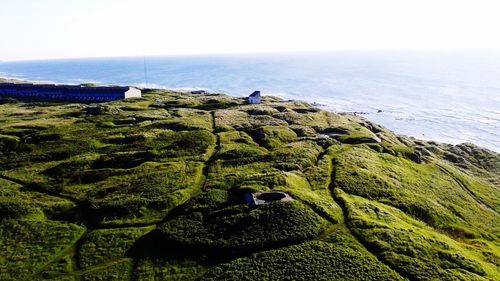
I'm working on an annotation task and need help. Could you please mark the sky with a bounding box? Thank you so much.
[1,0,500,61]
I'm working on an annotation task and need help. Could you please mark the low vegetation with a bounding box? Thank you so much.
[0,89,498,280]
[158,201,327,254]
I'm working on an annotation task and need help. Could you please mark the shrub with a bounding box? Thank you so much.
[201,241,403,280]
[0,134,26,153]
[250,126,298,149]
[0,199,44,220]
[0,220,84,280]
[158,201,326,253]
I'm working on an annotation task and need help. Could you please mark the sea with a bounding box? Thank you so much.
[1,50,499,152]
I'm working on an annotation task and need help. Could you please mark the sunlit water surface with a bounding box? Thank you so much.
[1,50,499,152]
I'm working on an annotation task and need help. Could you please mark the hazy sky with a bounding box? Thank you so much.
[1,0,499,61]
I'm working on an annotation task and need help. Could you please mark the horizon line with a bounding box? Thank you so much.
[2,47,500,63]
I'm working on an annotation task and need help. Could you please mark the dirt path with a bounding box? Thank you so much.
[201,110,221,190]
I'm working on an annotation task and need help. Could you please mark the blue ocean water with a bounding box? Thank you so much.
[1,50,499,152]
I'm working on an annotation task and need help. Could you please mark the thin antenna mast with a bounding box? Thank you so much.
[142,49,149,86]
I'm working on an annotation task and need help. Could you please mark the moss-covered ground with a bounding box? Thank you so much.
[0,89,498,280]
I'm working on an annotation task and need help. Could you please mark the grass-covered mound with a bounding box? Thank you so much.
[77,226,155,269]
[0,220,84,281]
[334,146,499,237]
[158,201,326,253]
[0,88,498,280]
[201,241,402,280]
[337,190,499,280]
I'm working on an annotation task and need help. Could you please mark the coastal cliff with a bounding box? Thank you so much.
[0,89,498,280]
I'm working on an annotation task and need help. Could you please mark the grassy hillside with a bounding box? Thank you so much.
[0,90,498,280]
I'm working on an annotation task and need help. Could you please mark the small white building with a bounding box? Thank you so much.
[124,87,142,99]
[248,90,261,104]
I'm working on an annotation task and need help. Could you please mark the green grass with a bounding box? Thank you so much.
[0,90,498,280]
[271,140,323,170]
[78,259,132,281]
[83,161,205,226]
[0,220,85,280]
[158,201,327,253]
[201,240,403,280]
[251,125,298,149]
[336,190,500,280]
[78,226,155,268]
[334,146,499,238]
[0,178,76,220]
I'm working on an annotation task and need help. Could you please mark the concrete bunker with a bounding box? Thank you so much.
[244,191,294,207]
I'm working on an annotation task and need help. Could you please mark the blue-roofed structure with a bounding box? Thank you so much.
[0,83,141,102]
